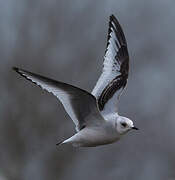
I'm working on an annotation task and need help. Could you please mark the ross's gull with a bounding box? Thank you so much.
[13,15,138,147]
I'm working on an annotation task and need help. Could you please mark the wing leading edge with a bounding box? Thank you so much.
[13,67,104,131]
[92,15,129,116]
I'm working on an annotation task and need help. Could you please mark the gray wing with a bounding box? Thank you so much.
[92,14,129,116]
[13,67,104,131]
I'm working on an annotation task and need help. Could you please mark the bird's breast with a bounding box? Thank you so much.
[76,126,120,147]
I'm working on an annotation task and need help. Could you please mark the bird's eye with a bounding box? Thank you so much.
[121,122,127,127]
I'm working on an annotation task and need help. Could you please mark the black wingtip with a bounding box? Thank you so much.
[110,14,115,18]
[12,67,19,72]
[56,140,64,146]
[110,14,116,20]
[109,14,120,27]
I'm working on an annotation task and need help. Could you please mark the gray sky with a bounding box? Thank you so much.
[0,0,175,180]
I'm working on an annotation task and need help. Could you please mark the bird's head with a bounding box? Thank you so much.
[116,116,138,135]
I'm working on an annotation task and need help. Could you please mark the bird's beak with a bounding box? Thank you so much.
[132,126,139,130]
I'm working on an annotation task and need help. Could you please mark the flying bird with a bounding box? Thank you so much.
[13,14,138,147]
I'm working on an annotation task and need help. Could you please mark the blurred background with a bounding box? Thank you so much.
[1,0,175,179]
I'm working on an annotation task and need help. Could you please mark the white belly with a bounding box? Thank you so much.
[64,126,121,147]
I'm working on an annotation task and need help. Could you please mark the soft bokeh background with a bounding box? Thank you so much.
[1,0,175,179]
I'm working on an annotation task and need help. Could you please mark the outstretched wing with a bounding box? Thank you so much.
[92,15,129,116]
[13,67,104,131]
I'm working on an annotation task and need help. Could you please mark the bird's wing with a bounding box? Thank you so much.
[92,14,129,116]
[13,67,104,131]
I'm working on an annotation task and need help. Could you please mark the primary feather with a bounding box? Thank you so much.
[13,67,104,131]
[92,15,129,116]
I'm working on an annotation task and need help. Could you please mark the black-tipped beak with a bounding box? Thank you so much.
[132,127,139,130]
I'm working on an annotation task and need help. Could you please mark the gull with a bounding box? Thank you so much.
[13,14,138,147]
